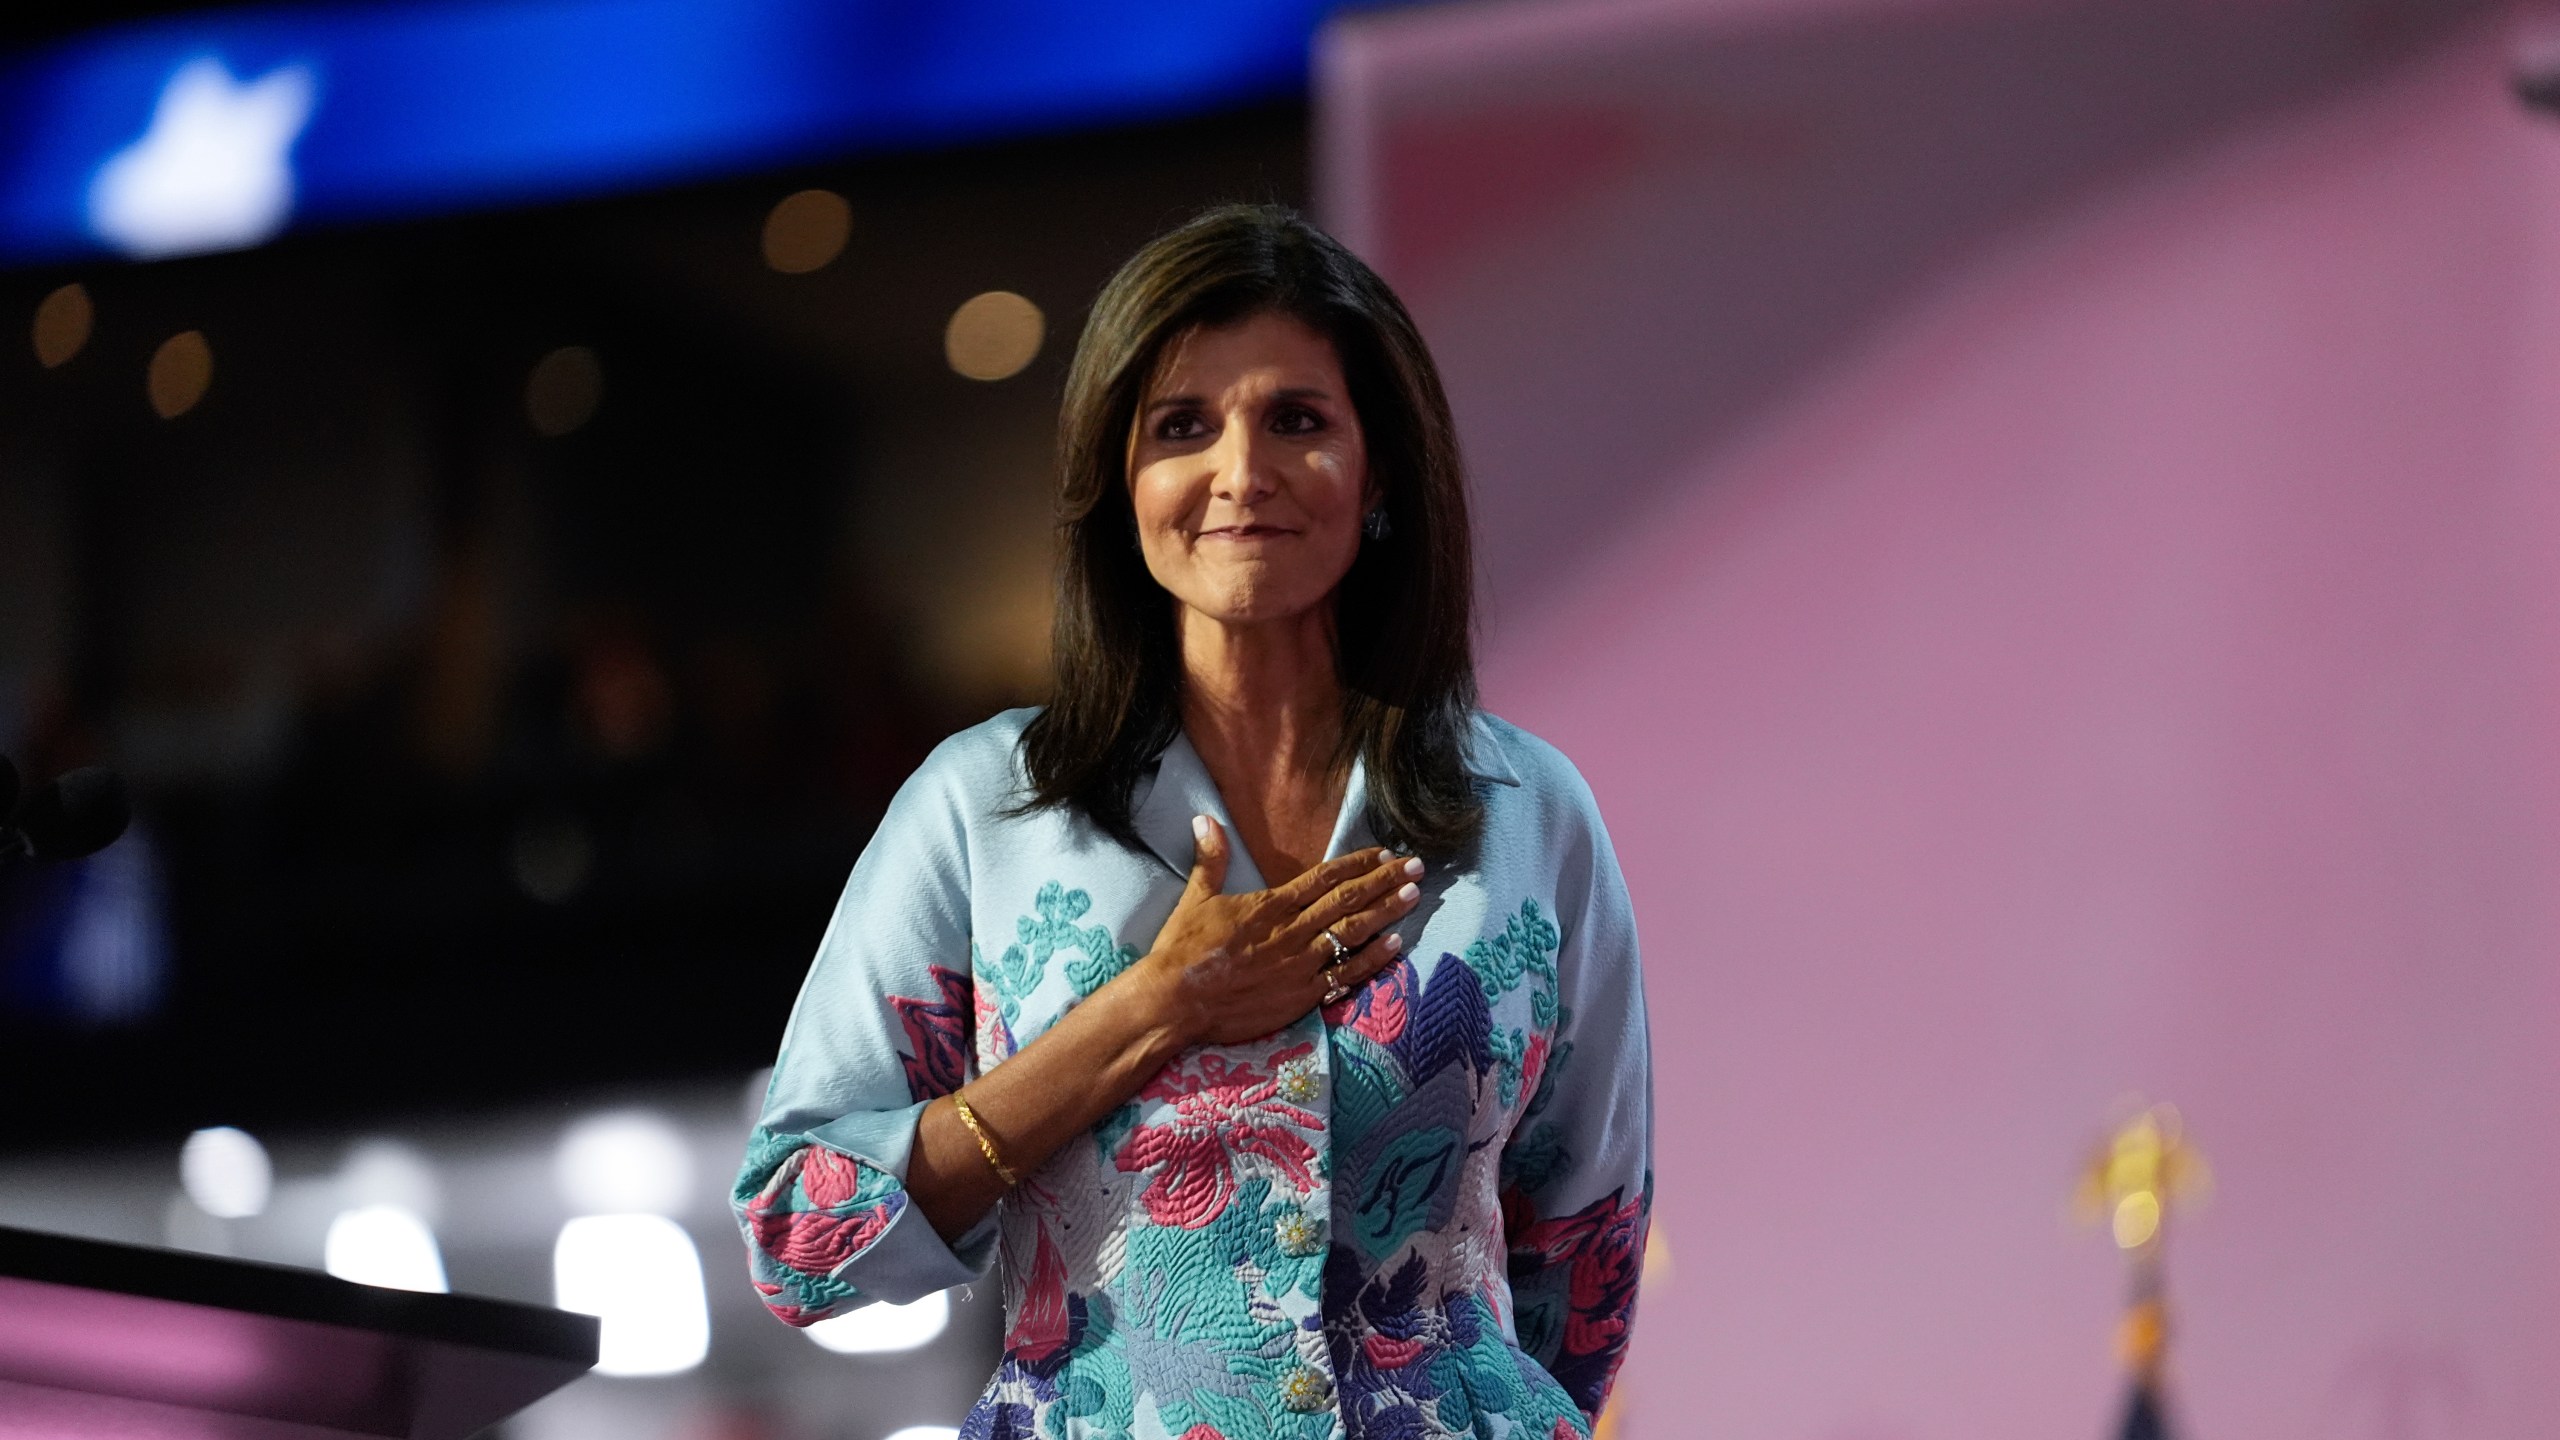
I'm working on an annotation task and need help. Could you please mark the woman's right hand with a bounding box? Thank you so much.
[1136,816,1423,1048]
[903,816,1422,1242]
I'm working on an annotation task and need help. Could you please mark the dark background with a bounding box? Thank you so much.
[0,95,1305,1148]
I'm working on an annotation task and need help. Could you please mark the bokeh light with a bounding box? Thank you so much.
[762,188,852,273]
[807,1289,950,1354]
[525,344,603,436]
[340,1138,443,1223]
[146,329,212,418]
[324,1203,450,1292]
[554,1213,711,1376]
[943,290,1042,381]
[32,283,92,368]
[2112,1189,2162,1250]
[178,1125,271,1219]
[556,1110,694,1216]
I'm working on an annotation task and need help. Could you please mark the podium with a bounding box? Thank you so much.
[0,1223,597,1439]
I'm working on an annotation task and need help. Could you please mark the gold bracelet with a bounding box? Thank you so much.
[950,1088,1020,1188]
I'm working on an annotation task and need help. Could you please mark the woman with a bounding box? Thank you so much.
[734,205,1650,1440]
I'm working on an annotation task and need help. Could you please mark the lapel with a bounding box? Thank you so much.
[1129,713,1521,888]
[1131,728,1267,893]
[1460,712,1523,790]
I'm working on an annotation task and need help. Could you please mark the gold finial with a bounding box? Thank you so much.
[2076,1101,2211,1253]
[2078,1099,2210,1387]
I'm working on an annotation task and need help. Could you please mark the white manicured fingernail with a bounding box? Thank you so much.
[1397,882,1419,903]
[1383,933,1404,954]
[1403,858,1424,877]
[1193,815,1212,841]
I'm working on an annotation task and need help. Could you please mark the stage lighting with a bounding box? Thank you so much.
[178,1126,271,1219]
[147,330,213,418]
[5,0,1335,263]
[87,58,314,261]
[556,1110,694,1217]
[33,284,92,368]
[944,291,1044,381]
[553,1214,711,1377]
[807,1289,949,1354]
[339,1139,443,1223]
[763,189,851,274]
[324,1203,450,1293]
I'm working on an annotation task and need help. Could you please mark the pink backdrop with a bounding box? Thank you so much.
[1321,1,2560,1436]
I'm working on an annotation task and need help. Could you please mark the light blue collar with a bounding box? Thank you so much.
[1129,715,1518,886]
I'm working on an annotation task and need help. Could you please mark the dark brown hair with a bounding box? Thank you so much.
[1016,203,1483,857]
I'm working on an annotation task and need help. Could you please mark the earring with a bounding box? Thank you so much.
[1362,507,1392,541]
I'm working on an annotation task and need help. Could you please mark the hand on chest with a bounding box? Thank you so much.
[968,869,1567,1146]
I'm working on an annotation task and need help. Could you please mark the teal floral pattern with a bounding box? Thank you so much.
[737,1124,909,1325]
[734,711,1650,1440]
[982,882,1144,1031]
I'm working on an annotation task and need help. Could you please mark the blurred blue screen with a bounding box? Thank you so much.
[0,0,1342,262]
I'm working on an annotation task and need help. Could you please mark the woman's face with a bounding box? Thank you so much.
[1128,310,1371,632]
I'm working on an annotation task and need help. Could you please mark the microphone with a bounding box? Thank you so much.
[1,765,132,869]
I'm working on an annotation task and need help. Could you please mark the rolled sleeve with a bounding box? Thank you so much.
[732,735,997,1322]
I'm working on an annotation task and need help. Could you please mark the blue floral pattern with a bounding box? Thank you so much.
[734,711,1650,1440]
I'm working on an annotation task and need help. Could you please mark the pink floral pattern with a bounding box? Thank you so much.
[889,963,973,1102]
[974,969,1017,1065]
[1116,1042,1322,1229]
[1006,1225,1075,1368]
[1520,1030,1553,1103]
[737,1138,905,1326]
[1503,1185,1650,1414]
[1322,955,1413,1042]
[732,705,1650,1440]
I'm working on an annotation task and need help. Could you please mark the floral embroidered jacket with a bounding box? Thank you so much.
[734,709,1652,1440]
